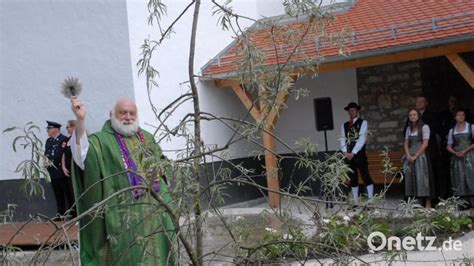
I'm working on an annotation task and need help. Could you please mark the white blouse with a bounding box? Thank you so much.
[405,124,430,140]
[447,122,474,145]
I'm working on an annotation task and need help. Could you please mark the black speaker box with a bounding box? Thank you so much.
[313,97,334,131]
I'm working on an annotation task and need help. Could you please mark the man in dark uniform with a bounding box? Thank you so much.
[44,120,71,217]
[340,102,374,205]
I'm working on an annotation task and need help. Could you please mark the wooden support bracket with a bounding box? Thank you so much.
[446,53,474,89]
[222,76,297,209]
[230,85,261,121]
[214,79,241,89]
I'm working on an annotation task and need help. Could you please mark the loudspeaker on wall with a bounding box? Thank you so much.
[313,97,334,131]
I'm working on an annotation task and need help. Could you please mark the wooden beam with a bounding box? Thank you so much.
[446,53,474,89]
[257,84,270,117]
[224,79,293,208]
[214,79,241,89]
[230,85,261,121]
[266,90,290,128]
[294,40,474,76]
[212,41,474,86]
[226,81,281,208]
[262,126,279,208]
[258,79,294,209]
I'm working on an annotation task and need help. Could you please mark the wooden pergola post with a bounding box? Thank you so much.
[217,79,291,208]
[259,85,290,207]
[262,126,279,207]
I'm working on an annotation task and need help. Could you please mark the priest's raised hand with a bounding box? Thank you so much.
[70,96,86,145]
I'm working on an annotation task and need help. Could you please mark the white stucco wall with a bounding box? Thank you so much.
[126,0,261,159]
[276,70,358,153]
[199,69,359,159]
[0,0,134,180]
[126,0,358,160]
[0,0,359,181]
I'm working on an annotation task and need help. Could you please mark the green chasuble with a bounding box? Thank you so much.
[71,120,177,265]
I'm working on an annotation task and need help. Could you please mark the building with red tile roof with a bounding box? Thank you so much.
[200,0,474,207]
[202,0,474,80]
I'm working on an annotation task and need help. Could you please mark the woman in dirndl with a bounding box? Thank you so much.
[403,108,435,208]
[447,108,474,210]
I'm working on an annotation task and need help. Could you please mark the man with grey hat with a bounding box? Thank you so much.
[44,120,71,217]
[340,102,374,206]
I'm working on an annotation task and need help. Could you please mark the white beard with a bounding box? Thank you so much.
[111,116,139,137]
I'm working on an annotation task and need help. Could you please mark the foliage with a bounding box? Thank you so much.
[431,198,473,234]
[0,204,16,224]
[0,245,24,266]
[3,122,51,198]
[4,0,474,265]
[317,210,392,256]
[231,213,314,263]
[319,214,366,252]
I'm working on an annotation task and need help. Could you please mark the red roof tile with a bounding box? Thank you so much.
[202,0,474,78]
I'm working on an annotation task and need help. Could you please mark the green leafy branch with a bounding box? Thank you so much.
[3,122,52,198]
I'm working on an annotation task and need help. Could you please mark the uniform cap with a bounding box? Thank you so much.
[46,120,62,129]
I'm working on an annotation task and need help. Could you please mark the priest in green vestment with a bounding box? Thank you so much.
[69,96,177,265]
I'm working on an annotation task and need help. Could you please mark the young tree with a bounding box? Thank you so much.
[3,1,473,265]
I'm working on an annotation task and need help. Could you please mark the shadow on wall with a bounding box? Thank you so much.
[0,179,57,222]
[200,151,404,208]
[2,151,406,221]
[200,152,337,208]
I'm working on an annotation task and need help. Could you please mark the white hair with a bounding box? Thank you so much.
[111,115,139,137]
[110,97,139,137]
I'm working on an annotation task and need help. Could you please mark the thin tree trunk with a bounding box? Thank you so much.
[188,0,203,264]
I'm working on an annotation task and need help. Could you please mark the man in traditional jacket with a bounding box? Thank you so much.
[70,96,176,265]
[340,102,374,205]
